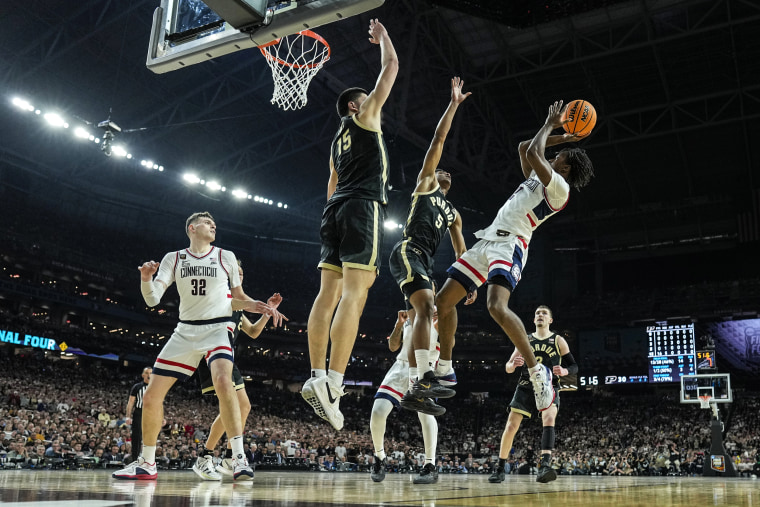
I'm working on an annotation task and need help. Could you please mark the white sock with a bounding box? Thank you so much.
[141,445,156,464]
[436,359,451,374]
[415,350,431,376]
[529,364,542,375]
[409,367,418,391]
[327,369,343,389]
[231,435,244,459]
[311,368,327,378]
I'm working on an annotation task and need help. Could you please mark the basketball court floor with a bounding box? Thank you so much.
[0,470,756,506]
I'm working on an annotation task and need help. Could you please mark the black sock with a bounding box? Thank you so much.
[498,458,507,469]
[202,449,213,457]
[225,449,233,459]
[541,453,551,466]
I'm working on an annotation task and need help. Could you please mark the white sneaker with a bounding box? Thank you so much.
[193,455,222,481]
[530,364,556,411]
[435,367,458,387]
[216,457,234,476]
[232,455,254,481]
[302,376,344,430]
[112,456,157,480]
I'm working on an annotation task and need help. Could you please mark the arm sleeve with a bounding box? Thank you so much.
[141,281,166,307]
[561,352,578,375]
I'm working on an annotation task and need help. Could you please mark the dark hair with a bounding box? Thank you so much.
[536,304,553,318]
[185,211,214,237]
[336,87,368,117]
[559,147,594,191]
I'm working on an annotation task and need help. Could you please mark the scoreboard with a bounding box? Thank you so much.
[647,324,696,382]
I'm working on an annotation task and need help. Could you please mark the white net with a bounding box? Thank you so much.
[698,395,712,409]
[259,30,330,111]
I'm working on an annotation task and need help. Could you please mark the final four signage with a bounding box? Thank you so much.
[0,328,58,350]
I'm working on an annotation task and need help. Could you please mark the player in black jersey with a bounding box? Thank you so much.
[489,305,578,485]
[193,262,283,480]
[387,77,472,416]
[303,19,399,431]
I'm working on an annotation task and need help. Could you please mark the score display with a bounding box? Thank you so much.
[647,324,696,383]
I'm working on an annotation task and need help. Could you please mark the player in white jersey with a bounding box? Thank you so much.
[434,101,593,413]
[113,211,285,483]
[370,310,441,484]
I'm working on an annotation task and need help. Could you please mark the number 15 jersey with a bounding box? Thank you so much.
[154,246,240,321]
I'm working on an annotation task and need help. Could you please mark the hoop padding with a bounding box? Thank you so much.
[698,395,712,409]
[259,30,331,111]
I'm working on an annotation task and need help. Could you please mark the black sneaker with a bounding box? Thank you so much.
[408,371,456,399]
[536,465,557,483]
[399,395,446,416]
[488,466,506,483]
[370,457,386,482]
[413,463,439,484]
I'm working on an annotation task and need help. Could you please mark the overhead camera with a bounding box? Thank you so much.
[97,119,121,157]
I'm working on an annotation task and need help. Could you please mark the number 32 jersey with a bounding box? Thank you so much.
[154,247,240,321]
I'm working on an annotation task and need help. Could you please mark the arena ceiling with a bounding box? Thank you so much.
[2,0,760,284]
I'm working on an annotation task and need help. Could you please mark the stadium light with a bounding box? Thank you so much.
[183,173,201,184]
[206,181,222,191]
[74,127,90,139]
[111,145,128,157]
[11,97,34,111]
[44,112,66,128]
[232,189,247,199]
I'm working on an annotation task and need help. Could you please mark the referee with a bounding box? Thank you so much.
[125,367,152,462]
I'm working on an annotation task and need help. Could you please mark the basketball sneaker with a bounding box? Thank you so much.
[488,466,506,483]
[370,456,386,482]
[536,464,557,483]
[112,456,157,480]
[413,463,439,484]
[216,457,234,476]
[399,394,446,416]
[302,376,344,430]
[530,364,555,411]
[232,455,254,481]
[435,367,458,388]
[406,371,456,399]
[193,455,222,481]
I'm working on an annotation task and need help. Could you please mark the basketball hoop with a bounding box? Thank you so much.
[698,394,712,409]
[259,30,330,111]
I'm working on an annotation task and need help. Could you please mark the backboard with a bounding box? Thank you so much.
[147,0,385,74]
[680,373,732,404]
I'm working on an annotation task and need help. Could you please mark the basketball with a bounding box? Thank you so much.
[562,99,597,137]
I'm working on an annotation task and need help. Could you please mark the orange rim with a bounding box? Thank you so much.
[259,30,331,69]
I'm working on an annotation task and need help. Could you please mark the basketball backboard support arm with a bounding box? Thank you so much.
[147,0,385,74]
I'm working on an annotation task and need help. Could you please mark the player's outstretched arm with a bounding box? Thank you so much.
[526,101,570,186]
[357,19,399,131]
[241,293,285,339]
[388,310,408,352]
[506,349,524,374]
[416,77,472,193]
[448,210,467,260]
[139,260,167,307]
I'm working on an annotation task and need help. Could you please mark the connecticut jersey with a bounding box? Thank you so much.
[475,172,569,243]
[154,247,240,321]
[396,319,440,364]
[328,115,390,206]
[402,184,456,256]
[518,333,562,387]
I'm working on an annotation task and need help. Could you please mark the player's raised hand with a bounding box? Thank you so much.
[513,353,525,367]
[368,19,387,44]
[553,365,569,377]
[451,77,472,105]
[138,261,159,281]
[396,310,409,327]
[546,100,569,129]
[267,293,283,309]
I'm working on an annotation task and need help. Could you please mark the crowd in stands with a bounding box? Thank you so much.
[1,351,758,479]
